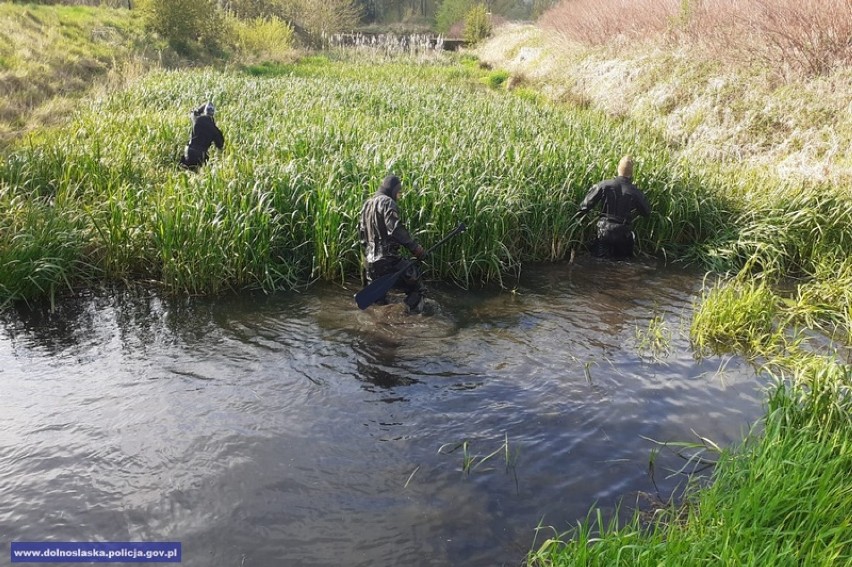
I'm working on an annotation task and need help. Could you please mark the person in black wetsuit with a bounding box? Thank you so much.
[358,175,427,312]
[179,102,224,171]
[579,155,651,258]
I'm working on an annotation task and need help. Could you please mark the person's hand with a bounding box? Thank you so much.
[413,245,427,260]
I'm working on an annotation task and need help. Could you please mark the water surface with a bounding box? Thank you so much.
[0,259,767,566]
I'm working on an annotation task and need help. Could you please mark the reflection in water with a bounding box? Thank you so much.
[0,260,769,566]
[1,292,102,356]
[353,340,421,392]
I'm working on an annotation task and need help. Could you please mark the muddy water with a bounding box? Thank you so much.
[0,259,767,566]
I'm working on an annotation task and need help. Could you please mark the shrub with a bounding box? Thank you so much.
[223,0,286,19]
[541,0,852,79]
[139,0,224,54]
[228,14,293,62]
[284,0,360,38]
[483,69,509,89]
[435,0,473,35]
[464,3,492,46]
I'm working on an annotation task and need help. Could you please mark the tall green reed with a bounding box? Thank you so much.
[1,56,849,303]
[0,185,89,305]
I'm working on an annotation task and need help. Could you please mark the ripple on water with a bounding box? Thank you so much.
[0,265,769,566]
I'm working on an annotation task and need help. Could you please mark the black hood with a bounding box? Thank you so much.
[378,175,401,197]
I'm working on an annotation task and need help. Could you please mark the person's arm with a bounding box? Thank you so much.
[213,124,224,150]
[579,184,602,214]
[384,202,424,257]
[634,188,651,218]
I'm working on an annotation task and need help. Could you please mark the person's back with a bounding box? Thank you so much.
[180,102,224,171]
[579,155,651,258]
[360,191,407,265]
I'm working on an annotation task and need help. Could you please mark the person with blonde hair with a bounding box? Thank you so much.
[578,155,651,258]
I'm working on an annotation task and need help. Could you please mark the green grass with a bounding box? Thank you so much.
[690,278,785,360]
[0,184,90,307]
[529,358,852,566]
[0,4,145,142]
[0,57,694,299]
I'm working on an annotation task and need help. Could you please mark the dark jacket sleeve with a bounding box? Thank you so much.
[358,202,368,250]
[579,184,602,214]
[384,201,419,253]
[632,187,651,218]
[212,123,224,150]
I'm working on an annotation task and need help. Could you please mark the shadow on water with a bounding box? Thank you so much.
[0,259,770,566]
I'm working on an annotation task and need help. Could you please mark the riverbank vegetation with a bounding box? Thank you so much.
[530,359,852,566]
[0,54,664,299]
[0,1,299,145]
[10,48,847,304]
[4,47,850,324]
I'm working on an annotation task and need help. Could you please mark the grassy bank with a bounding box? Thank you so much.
[529,356,852,566]
[3,51,851,313]
[0,3,147,144]
[476,22,852,185]
[0,2,298,148]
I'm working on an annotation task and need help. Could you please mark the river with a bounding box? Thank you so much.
[0,258,767,566]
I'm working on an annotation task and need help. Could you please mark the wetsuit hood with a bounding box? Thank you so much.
[379,175,401,198]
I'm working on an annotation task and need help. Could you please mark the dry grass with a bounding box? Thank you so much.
[475,22,852,183]
[0,4,143,146]
[542,0,852,80]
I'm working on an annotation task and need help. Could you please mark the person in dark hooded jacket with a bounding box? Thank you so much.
[358,175,427,311]
[179,102,224,171]
[579,155,651,258]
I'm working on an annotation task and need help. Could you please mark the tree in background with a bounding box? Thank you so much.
[484,0,526,20]
[140,0,225,53]
[435,0,546,34]
[351,0,439,26]
[219,0,359,40]
[531,0,559,19]
[220,0,286,18]
[464,2,491,44]
[21,0,557,29]
[435,0,473,33]
[286,0,360,37]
